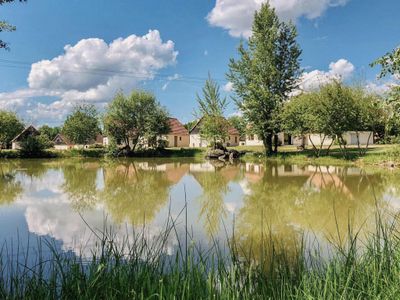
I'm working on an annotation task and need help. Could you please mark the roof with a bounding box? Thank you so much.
[189,117,240,136]
[228,127,240,135]
[53,133,104,145]
[189,118,203,134]
[167,118,189,135]
[11,125,40,142]
[53,134,73,145]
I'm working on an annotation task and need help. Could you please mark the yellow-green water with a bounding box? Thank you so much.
[0,158,399,258]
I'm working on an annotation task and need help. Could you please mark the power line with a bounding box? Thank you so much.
[0,58,229,84]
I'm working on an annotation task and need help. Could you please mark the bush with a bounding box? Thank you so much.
[19,135,47,156]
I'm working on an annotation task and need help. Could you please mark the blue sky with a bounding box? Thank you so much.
[0,0,399,126]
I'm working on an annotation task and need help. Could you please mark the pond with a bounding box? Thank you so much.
[1,158,399,263]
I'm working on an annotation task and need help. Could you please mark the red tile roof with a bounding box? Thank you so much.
[168,118,189,135]
[228,127,240,135]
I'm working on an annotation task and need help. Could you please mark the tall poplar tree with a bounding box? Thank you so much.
[227,3,302,155]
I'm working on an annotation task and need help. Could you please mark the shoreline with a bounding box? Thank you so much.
[1,145,399,168]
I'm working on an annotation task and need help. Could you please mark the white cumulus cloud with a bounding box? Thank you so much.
[207,0,350,38]
[0,30,178,124]
[298,58,355,92]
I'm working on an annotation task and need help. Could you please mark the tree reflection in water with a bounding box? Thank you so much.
[0,162,23,205]
[191,161,240,237]
[235,162,389,268]
[101,162,173,226]
[62,161,101,211]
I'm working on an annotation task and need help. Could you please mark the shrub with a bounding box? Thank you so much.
[19,135,47,156]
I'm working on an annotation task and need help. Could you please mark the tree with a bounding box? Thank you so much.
[0,110,24,149]
[103,90,170,152]
[283,82,381,157]
[228,115,246,140]
[184,120,197,132]
[372,46,400,143]
[227,3,302,156]
[0,0,26,50]
[62,104,100,146]
[372,47,400,79]
[195,75,230,148]
[39,125,60,141]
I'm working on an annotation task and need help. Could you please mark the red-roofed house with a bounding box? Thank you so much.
[162,118,189,148]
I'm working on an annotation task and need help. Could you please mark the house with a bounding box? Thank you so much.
[53,134,74,150]
[53,133,105,150]
[162,118,190,147]
[245,131,374,147]
[189,118,240,148]
[245,132,304,147]
[11,125,40,150]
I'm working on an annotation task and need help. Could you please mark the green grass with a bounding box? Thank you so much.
[1,210,400,299]
[232,144,400,167]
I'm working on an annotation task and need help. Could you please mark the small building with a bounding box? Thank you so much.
[53,134,74,150]
[53,133,105,150]
[245,132,303,147]
[305,132,374,147]
[245,131,374,147]
[162,118,190,148]
[11,125,40,150]
[189,118,240,148]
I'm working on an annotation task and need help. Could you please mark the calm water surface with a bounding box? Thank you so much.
[1,158,400,260]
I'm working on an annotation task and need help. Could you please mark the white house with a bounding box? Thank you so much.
[245,132,374,147]
[53,133,105,150]
[189,118,240,148]
[245,132,304,147]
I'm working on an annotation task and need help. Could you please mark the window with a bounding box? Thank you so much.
[179,137,182,141]
[235,137,238,143]
[249,134,254,141]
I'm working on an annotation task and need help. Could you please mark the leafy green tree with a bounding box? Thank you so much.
[39,125,60,141]
[227,3,302,155]
[372,47,400,79]
[0,110,24,149]
[196,75,229,148]
[62,104,100,146]
[104,91,170,152]
[228,115,246,140]
[0,0,26,50]
[372,46,400,143]
[184,120,197,132]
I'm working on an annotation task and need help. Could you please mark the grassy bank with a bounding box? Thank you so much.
[1,212,400,299]
[234,144,400,167]
[0,147,206,160]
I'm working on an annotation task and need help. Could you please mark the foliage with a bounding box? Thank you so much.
[0,110,24,149]
[62,104,100,146]
[227,3,302,155]
[283,82,382,157]
[39,125,60,141]
[372,47,400,78]
[195,75,229,148]
[19,135,48,156]
[184,120,197,131]
[228,115,246,139]
[104,91,170,152]
[2,210,400,298]
[0,0,26,50]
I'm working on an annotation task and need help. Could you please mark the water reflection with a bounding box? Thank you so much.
[0,162,23,204]
[0,158,399,262]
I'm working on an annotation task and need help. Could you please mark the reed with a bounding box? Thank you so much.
[1,210,400,299]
